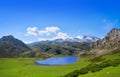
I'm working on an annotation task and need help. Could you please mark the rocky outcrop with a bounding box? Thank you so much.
[90,28,120,55]
[0,35,31,57]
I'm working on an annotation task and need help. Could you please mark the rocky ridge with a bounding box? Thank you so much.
[90,28,120,55]
[0,35,31,57]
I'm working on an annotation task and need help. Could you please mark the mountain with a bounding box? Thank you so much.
[30,41,90,56]
[0,35,31,57]
[53,36,100,43]
[66,36,100,42]
[29,39,91,56]
[29,36,100,46]
[90,28,120,55]
[28,36,99,56]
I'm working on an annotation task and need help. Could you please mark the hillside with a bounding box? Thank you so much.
[0,49,120,77]
[29,36,99,56]
[61,49,120,77]
[0,35,31,57]
[0,28,120,77]
[30,41,90,56]
[0,28,120,57]
[90,28,120,55]
[60,28,120,77]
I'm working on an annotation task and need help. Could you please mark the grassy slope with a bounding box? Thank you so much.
[78,53,120,77]
[0,57,90,77]
[0,53,120,77]
[78,65,120,77]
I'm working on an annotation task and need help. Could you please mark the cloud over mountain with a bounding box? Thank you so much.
[39,26,60,35]
[26,27,39,36]
[52,32,70,40]
[25,26,70,41]
[25,26,60,36]
[25,26,99,43]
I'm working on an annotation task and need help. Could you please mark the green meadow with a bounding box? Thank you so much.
[0,53,120,77]
[0,57,89,77]
[78,54,120,77]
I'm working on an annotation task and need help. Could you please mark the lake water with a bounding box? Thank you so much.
[35,56,78,66]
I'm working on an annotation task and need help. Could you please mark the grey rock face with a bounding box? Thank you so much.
[90,28,120,55]
[91,28,120,49]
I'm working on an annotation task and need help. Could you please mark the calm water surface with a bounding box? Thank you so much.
[35,56,78,66]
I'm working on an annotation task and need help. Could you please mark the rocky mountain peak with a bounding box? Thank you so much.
[0,35,31,57]
[106,28,120,40]
[0,35,14,41]
[0,35,28,48]
[2,35,14,38]
[90,28,120,54]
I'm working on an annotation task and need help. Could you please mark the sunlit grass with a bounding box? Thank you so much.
[0,53,120,77]
[0,57,90,77]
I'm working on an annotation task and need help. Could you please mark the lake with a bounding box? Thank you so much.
[35,56,78,66]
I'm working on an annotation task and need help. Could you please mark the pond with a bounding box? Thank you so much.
[35,56,78,66]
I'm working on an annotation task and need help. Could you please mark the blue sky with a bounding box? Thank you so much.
[0,0,120,43]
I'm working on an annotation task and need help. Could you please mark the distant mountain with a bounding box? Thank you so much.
[90,28,120,55]
[0,35,31,57]
[28,36,99,56]
[65,36,100,42]
[0,35,30,49]
[30,41,90,56]
[0,35,99,57]
[29,36,100,46]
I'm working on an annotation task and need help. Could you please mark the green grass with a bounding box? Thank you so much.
[0,57,90,77]
[0,52,120,77]
[78,53,120,77]
[78,65,120,77]
[62,52,120,77]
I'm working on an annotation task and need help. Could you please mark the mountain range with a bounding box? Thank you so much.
[28,36,99,56]
[28,36,100,46]
[0,28,120,58]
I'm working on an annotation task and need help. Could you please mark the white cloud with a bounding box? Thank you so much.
[39,26,60,35]
[25,26,60,36]
[38,38,47,41]
[25,27,39,36]
[52,32,70,40]
[24,40,35,44]
[76,36,84,39]
[45,26,60,33]
[25,26,71,41]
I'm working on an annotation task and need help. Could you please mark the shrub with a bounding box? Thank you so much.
[111,59,120,66]
[79,68,89,74]
[61,58,120,77]
[89,55,105,62]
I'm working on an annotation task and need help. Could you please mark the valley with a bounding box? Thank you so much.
[0,51,120,77]
[1,0,120,77]
[0,28,120,77]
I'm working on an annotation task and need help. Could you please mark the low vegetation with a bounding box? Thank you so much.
[61,50,120,77]
[1,51,120,77]
[30,42,90,56]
